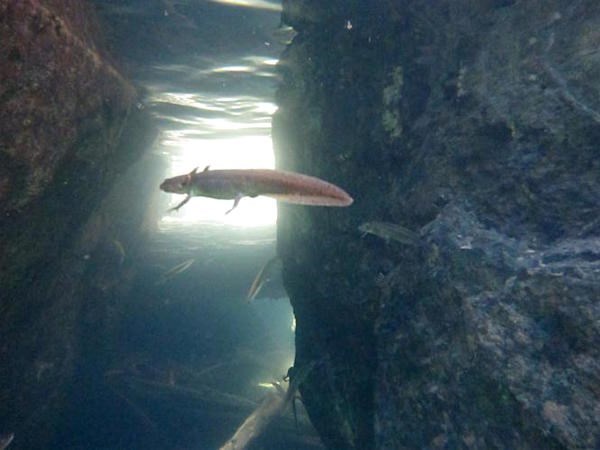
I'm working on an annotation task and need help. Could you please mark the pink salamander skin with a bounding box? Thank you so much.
[160,166,353,212]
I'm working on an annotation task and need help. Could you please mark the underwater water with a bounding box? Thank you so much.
[76,1,313,449]
[1,0,319,449]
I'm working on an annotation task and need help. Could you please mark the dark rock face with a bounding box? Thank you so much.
[0,0,136,213]
[274,1,599,448]
[0,1,150,447]
[0,0,139,292]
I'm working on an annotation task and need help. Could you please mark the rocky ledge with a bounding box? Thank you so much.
[274,1,599,448]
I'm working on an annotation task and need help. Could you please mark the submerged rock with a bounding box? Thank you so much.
[0,0,136,214]
[274,1,599,448]
[0,1,151,447]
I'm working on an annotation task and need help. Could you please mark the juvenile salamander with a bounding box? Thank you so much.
[160,166,354,213]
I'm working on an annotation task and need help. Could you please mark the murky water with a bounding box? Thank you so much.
[86,1,305,448]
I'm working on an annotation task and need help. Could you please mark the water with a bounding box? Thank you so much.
[62,0,310,448]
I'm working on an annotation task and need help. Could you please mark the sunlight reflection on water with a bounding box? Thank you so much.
[206,0,282,12]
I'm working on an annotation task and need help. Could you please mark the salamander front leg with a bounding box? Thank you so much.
[169,194,191,212]
[225,194,243,214]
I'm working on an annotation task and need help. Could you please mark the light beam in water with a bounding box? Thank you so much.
[205,0,281,12]
[161,135,277,227]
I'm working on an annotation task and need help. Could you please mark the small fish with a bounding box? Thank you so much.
[271,25,297,45]
[160,166,353,213]
[0,433,14,450]
[155,258,195,285]
[359,221,420,246]
[246,256,280,302]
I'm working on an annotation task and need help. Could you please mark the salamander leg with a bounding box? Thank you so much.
[169,194,191,212]
[225,194,243,214]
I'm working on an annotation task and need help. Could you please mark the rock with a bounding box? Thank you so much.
[0,1,150,447]
[0,0,136,213]
[274,1,600,448]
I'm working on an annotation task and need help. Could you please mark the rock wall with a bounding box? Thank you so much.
[274,1,599,448]
[0,1,153,447]
[0,0,137,289]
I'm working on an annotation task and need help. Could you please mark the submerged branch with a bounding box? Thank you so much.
[219,362,316,450]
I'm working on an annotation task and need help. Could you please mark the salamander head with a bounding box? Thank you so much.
[159,167,200,194]
[160,174,191,194]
